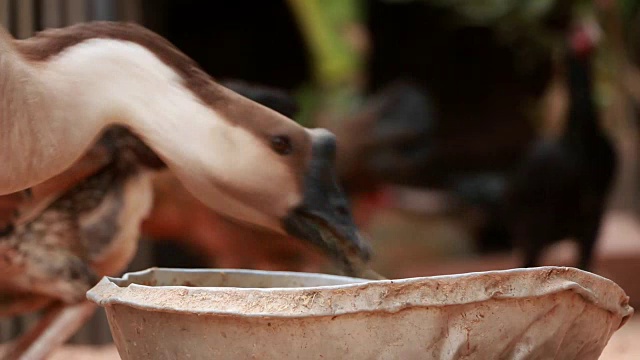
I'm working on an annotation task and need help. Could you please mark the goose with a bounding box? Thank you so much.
[1,20,371,256]
[0,21,377,358]
[0,21,371,267]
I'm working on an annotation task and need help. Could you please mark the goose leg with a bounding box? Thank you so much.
[1,301,96,360]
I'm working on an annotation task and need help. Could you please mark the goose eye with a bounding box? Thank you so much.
[270,135,293,155]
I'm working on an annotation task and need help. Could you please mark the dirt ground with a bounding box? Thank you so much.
[600,315,640,359]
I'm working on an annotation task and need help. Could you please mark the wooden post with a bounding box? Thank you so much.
[0,0,9,29]
[16,0,34,39]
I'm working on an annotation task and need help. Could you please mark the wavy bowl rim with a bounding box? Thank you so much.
[86,266,634,321]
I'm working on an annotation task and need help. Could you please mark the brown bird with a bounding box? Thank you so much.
[0,126,163,360]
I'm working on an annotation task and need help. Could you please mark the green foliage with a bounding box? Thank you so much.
[621,0,640,21]
[287,0,368,126]
[287,0,366,89]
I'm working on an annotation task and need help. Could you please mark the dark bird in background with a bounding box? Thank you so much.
[504,23,617,271]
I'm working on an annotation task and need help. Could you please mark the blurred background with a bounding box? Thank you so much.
[1,0,640,354]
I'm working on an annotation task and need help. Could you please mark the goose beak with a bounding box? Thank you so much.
[283,129,373,265]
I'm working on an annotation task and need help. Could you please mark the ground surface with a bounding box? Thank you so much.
[600,315,640,359]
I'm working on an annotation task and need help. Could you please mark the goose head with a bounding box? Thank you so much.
[173,86,372,264]
[2,22,371,265]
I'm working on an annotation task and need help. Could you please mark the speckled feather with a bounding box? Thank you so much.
[0,126,160,316]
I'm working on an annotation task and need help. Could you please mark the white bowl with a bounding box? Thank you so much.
[87,266,633,359]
